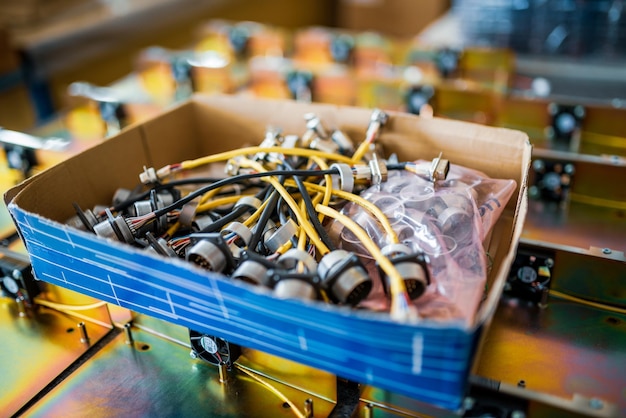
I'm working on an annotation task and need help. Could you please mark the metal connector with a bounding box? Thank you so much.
[368,154,388,185]
[379,244,431,300]
[318,250,371,305]
[365,108,389,142]
[186,233,235,273]
[429,152,449,182]
[304,113,329,139]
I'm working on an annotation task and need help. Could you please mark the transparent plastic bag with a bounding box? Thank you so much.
[329,161,517,323]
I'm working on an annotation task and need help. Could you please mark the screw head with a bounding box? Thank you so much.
[12,269,22,280]
[189,350,198,359]
[462,397,475,411]
[602,248,612,255]
[589,398,604,410]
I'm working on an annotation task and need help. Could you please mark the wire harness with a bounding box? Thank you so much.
[67,109,515,323]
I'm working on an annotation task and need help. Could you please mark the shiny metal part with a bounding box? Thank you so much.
[124,322,134,346]
[318,250,371,305]
[187,239,228,272]
[368,154,388,185]
[92,212,135,244]
[222,222,253,258]
[0,128,70,152]
[232,260,270,287]
[304,398,314,417]
[78,321,90,344]
[219,361,229,383]
[277,249,317,275]
[330,130,354,154]
[380,244,429,300]
[265,219,298,253]
[273,278,317,301]
[365,108,389,142]
[1,293,112,417]
[304,113,329,139]
[16,295,26,317]
[330,163,355,193]
[429,152,449,182]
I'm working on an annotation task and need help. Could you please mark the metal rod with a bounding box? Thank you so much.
[124,322,134,345]
[16,296,26,318]
[78,321,90,344]
[304,398,314,418]
[218,361,228,383]
[363,402,374,418]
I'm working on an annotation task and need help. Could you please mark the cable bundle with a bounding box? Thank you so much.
[67,108,513,323]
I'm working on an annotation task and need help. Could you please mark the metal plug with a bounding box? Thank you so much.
[318,250,371,306]
[365,109,389,143]
[379,244,430,300]
[186,233,235,273]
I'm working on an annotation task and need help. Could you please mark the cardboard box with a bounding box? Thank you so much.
[5,95,530,411]
[337,0,451,39]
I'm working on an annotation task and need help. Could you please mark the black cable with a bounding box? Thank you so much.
[113,178,262,213]
[247,190,280,253]
[247,175,286,253]
[116,164,406,214]
[153,168,338,218]
[254,184,271,200]
[282,161,337,251]
[387,162,408,170]
[199,205,250,233]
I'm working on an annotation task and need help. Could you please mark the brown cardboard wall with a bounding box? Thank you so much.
[337,0,451,39]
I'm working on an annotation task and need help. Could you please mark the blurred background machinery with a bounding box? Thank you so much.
[1,0,625,417]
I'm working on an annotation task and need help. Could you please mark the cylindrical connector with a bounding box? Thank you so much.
[272,249,319,301]
[68,206,100,231]
[330,163,355,193]
[331,130,354,154]
[232,260,271,287]
[221,222,252,258]
[264,219,298,253]
[93,214,135,243]
[187,240,228,272]
[146,235,177,258]
[273,278,317,301]
[318,250,371,306]
[380,244,430,300]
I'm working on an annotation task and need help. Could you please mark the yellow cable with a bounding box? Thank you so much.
[34,298,108,311]
[298,199,308,251]
[238,159,330,255]
[196,195,248,213]
[276,240,293,255]
[315,204,411,320]
[165,221,180,238]
[549,289,626,315]
[309,156,333,207]
[199,187,221,205]
[351,140,371,163]
[290,180,399,244]
[234,364,306,418]
[177,146,353,172]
